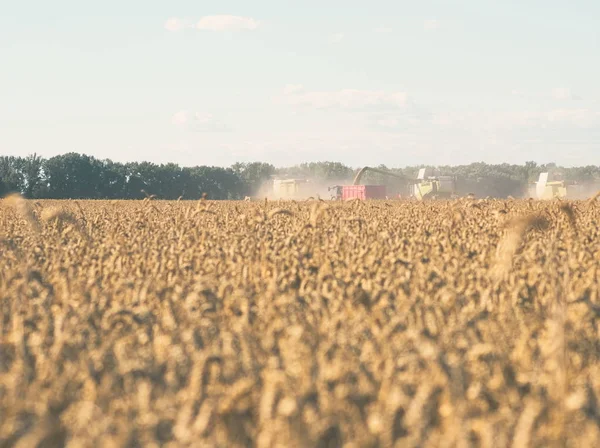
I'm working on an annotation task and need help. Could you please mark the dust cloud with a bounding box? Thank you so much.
[253,178,354,201]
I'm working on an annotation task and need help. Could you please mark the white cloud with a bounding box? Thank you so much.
[551,87,581,101]
[376,117,400,128]
[432,115,453,127]
[428,107,600,132]
[172,111,230,132]
[196,15,259,31]
[164,18,192,32]
[283,84,303,95]
[279,85,409,109]
[166,103,600,166]
[372,116,422,130]
[511,88,584,101]
[172,110,190,127]
[424,19,440,31]
[329,32,344,44]
[546,108,599,127]
[374,26,393,34]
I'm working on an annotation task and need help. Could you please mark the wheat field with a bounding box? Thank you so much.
[1,196,599,447]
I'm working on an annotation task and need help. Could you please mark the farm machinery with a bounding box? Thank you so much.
[528,172,600,200]
[411,168,458,200]
[348,167,409,199]
[529,172,594,200]
[339,166,457,200]
[328,185,343,200]
[531,172,567,200]
[272,178,311,200]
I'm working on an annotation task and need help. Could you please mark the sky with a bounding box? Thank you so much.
[1,0,599,168]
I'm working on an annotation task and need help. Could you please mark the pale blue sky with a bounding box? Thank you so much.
[1,1,599,167]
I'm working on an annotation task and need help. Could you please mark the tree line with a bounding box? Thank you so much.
[1,152,600,199]
[0,153,276,200]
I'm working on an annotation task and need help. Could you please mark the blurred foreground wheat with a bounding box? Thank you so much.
[1,197,599,447]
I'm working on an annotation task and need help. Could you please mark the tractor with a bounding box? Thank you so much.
[328,185,343,200]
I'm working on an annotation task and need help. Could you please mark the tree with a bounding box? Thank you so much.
[232,162,275,196]
[155,163,186,199]
[186,166,244,200]
[2,151,600,200]
[98,159,128,199]
[0,156,24,196]
[43,153,104,199]
[22,153,44,198]
[124,161,158,199]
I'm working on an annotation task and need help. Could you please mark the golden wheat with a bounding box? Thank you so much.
[0,198,598,447]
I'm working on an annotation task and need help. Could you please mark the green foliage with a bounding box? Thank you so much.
[2,153,600,200]
[43,153,105,199]
[276,161,354,182]
[0,156,25,195]
[232,162,276,196]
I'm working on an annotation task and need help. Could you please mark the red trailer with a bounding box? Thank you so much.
[342,185,387,200]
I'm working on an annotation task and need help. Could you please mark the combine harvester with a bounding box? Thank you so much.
[532,173,566,200]
[272,178,311,200]
[530,172,594,200]
[412,168,458,200]
[331,167,458,200]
